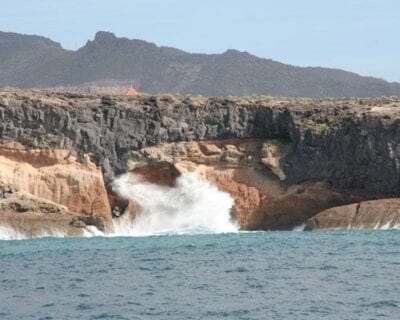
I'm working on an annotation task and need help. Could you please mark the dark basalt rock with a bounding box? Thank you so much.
[0,91,399,197]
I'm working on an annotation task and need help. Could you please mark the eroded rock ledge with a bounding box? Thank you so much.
[306,199,400,230]
[0,89,400,232]
[0,140,111,235]
[126,139,362,230]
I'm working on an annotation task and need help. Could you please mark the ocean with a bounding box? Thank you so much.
[0,230,399,320]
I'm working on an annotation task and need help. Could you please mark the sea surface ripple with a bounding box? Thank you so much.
[0,230,399,319]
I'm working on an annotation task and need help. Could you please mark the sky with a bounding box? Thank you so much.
[1,0,399,82]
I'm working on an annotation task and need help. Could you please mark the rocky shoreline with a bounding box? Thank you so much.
[0,88,399,236]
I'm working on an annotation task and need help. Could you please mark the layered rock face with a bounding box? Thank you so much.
[1,91,399,194]
[0,139,112,235]
[0,140,111,218]
[0,89,400,231]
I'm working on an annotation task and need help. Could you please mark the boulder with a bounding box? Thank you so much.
[306,198,400,230]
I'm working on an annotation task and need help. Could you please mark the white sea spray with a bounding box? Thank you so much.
[111,172,239,236]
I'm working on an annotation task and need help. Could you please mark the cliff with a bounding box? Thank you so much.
[0,89,400,233]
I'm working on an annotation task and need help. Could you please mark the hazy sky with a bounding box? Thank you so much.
[1,0,399,82]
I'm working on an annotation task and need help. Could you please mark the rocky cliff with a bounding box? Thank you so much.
[0,89,399,233]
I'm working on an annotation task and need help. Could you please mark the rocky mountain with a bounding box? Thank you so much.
[1,31,400,97]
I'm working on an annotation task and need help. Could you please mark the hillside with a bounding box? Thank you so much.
[1,31,400,97]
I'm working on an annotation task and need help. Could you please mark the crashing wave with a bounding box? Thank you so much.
[111,172,239,237]
[0,172,239,240]
[292,224,306,232]
[373,220,400,230]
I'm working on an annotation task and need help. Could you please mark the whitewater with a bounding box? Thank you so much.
[111,172,238,236]
[1,172,399,240]
[0,173,239,240]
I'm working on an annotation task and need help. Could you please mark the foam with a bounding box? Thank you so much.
[111,172,239,236]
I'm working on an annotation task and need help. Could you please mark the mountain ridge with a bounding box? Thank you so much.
[1,30,399,97]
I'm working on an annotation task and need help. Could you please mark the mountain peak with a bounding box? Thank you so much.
[222,49,254,59]
[93,31,117,42]
[223,49,242,55]
[90,31,156,50]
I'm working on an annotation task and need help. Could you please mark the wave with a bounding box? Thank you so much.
[373,220,400,230]
[110,172,239,237]
[292,224,306,232]
[0,225,67,240]
[0,172,238,240]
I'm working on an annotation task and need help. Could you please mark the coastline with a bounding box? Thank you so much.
[1,89,400,237]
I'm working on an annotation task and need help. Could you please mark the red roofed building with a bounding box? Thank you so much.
[126,86,138,96]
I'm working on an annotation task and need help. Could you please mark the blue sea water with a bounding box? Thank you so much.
[0,230,399,320]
